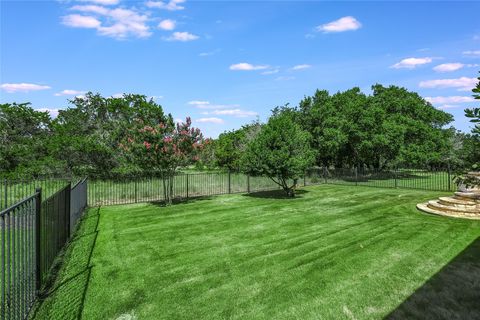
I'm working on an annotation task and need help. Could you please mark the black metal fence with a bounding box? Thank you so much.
[87,172,284,206]
[86,167,455,207]
[0,193,38,320]
[70,179,87,237]
[0,178,72,212]
[0,180,88,319]
[312,167,454,192]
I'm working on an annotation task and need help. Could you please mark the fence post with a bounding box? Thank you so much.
[3,178,7,209]
[323,167,328,184]
[228,171,231,194]
[304,171,307,187]
[247,175,250,193]
[186,174,189,200]
[35,188,42,291]
[134,178,138,203]
[394,167,398,188]
[355,167,358,186]
[66,183,71,238]
[447,163,452,191]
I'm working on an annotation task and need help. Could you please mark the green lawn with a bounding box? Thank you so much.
[31,185,480,320]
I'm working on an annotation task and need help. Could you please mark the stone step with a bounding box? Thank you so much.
[417,203,480,220]
[438,196,478,207]
[428,200,480,214]
[454,192,480,201]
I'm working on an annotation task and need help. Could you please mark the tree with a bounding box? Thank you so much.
[366,84,453,168]
[242,110,315,197]
[214,121,262,171]
[195,138,216,170]
[455,72,480,188]
[298,89,349,166]
[297,85,454,168]
[123,117,204,204]
[214,130,244,171]
[465,72,480,135]
[50,92,171,177]
[0,103,60,177]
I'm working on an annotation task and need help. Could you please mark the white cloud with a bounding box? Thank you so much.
[463,50,480,56]
[261,69,279,75]
[195,117,224,124]
[433,63,464,72]
[424,96,475,104]
[54,89,86,96]
[291,64,312,70]
[145,0,185,11]
[204,109,258,118]
[71,4,110,14]
[1,83,51,93]
[65,6,151,39]
[188,100,210,106]
[188,101,239,110]
[229,63,269,71]
[77,0,119,5]
[419,77,477,91]
[391,57,433,69]
[275,76,295,81]
[316,16,361,33]
[38,108,61,118]
[158,19,175,30]
[163,31,199,41]
[199,49,220,57]
[62,14,101,28]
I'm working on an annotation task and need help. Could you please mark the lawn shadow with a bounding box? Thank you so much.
[243,189,309,199]
[31,208,101,320]
[330,171,429,183]
[384,236,480,320]
[149,195,215,207]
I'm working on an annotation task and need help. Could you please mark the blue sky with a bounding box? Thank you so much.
[1,0,479,137]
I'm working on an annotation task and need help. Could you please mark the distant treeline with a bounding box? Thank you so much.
[1,83,479,179]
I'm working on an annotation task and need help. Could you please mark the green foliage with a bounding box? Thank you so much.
[215,130,245,171]
[298,85,454,168]
[465,72,480,135]
[123,117,204,203]
[0,93,180,178]
[214,121,261,171]
[49,92,173,177]
[242,110,315,196]
[194,138,216,170]
[454,72,480,188]
[0,103,62,177]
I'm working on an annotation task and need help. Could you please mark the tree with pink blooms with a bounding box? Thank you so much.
[121,117,204,204]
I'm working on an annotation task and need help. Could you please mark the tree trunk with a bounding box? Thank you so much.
[162,174,167,203]
[281,177,295,197]
[169,175,174,205]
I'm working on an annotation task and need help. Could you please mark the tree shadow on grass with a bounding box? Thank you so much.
[385,236,480,320]
[243,189,309,199]
[333,171,429,183]
[30,208,100,320]
[148,195,215,208]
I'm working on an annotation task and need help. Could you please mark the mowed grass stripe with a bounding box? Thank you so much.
[32,185,480,320]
